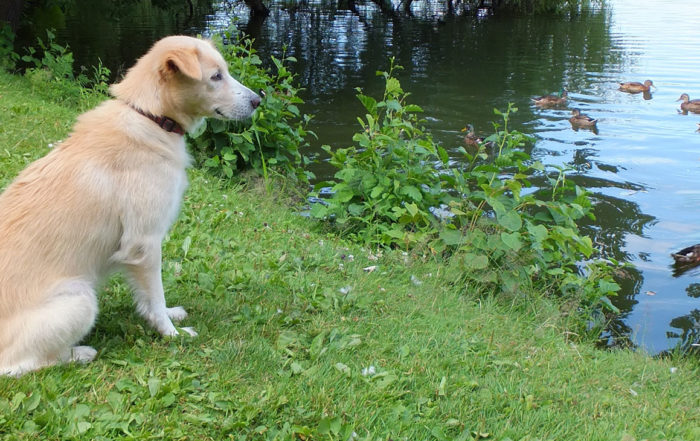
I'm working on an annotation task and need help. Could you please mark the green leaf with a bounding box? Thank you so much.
[500,232,522,251]
[334,362,351,376]
[190,119,207,138]
[310,331,326,360]
[437,146,449,164]
[598,279,620,294]
[403,104,423,113]
[77,421,92,434]
[497,210,522,232]
[405,202,419,217]
[440,229,464,246]
[148,377,160,398]
[161,392,176,407]
[401,185,423,202]
[356,94,377,115]
[370,186,385,199]
[438,376,447,397]
[209,118,227,133]
[487,197,506,217]
[348,203,364,216]
[385,77,402,96]
[527,223,548,243]
[598,296,620,313]
[462,253,489,270]
[309,203,328,219]
[24,392,41,412]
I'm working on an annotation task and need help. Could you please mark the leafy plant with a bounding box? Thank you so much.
[189,29,316,185]
[311,65,620,316]
[14,29,110,107]
[0,21,19,71]
[21,29,75,81]
[440,104,620,314]
[310,59,453,247]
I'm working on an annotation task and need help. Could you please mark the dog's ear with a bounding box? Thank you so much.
[163,48,202,81]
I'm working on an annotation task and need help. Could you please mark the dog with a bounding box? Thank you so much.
[0,36,260,376]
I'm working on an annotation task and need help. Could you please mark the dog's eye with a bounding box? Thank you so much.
[211,72,223,81]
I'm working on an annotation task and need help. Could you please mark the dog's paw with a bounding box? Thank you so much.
[70,346,97,364]
[178,327,198,337]
[166,306,188,322]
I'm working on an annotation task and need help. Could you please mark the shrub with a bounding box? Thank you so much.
[443,104,620,316]
[11,29,110,107]
[310,59,454,247]
[188,29,315,184]
[311,63,620,318]
[0,22,19,71]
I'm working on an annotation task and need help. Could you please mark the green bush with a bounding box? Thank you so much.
[311,62,620,319]
[189,30,315,184]
[310,60,454,246]
[8,29,110,107]
[0,22,19,71]
[443,104,620,317]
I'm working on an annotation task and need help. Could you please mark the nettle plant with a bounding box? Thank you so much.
[189,30,315,183]
[443,105,620,313]
[312,64,620,315]
[310,60,454,246]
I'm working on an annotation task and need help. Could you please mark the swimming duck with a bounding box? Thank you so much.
[677,93,700,114]
[671,244,700,264]
[568,108,597,128]
[531,90,568,107]
[462,123,484,147]
[618,80,654,93]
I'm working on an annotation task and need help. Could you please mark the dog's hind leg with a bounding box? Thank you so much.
[0,279,98,376]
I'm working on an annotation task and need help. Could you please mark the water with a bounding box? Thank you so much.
[19,0,700,353]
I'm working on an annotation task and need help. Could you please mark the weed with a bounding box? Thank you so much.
[310,59,453,247]
[310,63,621,321]
[189,28,316,187]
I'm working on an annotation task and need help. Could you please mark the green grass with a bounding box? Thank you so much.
[0,70,699,441]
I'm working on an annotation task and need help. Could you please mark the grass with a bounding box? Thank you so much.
[0,69,699,441]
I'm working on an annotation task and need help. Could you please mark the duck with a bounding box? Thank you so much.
[462,123,484,147]
[531,89,568,107]
[671,244,700,264]
[568,108,597,128]
[618,79,654,93]
[677,93,700,114]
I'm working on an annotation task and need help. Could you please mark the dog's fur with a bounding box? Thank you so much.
[0,36,260,376]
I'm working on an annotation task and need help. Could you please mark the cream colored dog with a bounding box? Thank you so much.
[0,36,260,376]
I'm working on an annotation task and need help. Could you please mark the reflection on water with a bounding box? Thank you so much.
[18,0,700,353]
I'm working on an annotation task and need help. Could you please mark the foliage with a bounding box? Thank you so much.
[189,29,315,185]
[311,64,620,315]
[8,28,110,107]
[442,103,621,315]
[310,59,453,246]
[0,21,19,71]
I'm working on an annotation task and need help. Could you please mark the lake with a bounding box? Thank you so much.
[19,0,700,354]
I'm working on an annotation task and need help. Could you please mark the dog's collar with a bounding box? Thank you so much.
[131,106,186,136]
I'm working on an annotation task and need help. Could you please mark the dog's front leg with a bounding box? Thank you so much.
[119,241,196,337]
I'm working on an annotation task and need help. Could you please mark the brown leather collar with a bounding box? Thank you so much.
[132,107,186,136]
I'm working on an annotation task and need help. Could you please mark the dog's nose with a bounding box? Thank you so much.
[251,95,261,109]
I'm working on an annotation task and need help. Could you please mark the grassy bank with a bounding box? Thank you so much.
[0,70,699,441]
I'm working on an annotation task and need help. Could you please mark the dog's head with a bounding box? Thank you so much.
[111,36,260,131]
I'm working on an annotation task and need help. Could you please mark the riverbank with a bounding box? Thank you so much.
[0,70,699,440]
